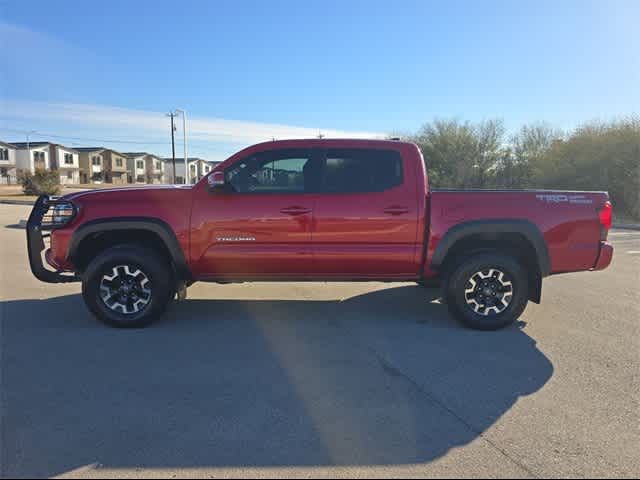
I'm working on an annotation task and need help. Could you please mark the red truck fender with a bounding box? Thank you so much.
[67,217,192,281]
[431,219,550,277]
[430,219,550,303]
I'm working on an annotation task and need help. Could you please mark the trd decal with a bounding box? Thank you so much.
[536,194,593,205]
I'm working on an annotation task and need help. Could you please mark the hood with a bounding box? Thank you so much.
[62,184,193,202]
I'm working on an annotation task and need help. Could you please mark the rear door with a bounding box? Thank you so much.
[191,148,320,279]
[312,147,420,278]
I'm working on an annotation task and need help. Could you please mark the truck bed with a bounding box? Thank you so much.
[427,189,610,275]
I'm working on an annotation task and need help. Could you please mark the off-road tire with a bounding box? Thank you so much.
[81,245,173,328]
[445,252,529,330]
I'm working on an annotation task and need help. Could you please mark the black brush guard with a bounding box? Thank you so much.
[26,195,79,283]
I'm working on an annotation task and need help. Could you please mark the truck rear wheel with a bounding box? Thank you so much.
[444,253,529,330]
[81,245,173,328]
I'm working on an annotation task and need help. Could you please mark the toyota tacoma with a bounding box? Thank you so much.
[26,139,614,329]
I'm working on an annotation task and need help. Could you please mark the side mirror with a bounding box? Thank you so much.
[208,171,225,192]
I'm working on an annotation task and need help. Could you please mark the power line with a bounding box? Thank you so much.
[1,127,235,149]
[0,127,169,145]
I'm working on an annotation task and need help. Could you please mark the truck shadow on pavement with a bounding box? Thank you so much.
[0,285,553,478]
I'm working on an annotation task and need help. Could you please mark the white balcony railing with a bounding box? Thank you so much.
[0,175,17,185]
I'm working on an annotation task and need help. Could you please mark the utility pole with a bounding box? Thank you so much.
[175,109,188,184]
[166,112,177,183]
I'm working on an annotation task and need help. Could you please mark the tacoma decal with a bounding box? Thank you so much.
[216,236,256,242]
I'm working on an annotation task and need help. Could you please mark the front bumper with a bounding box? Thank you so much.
[592,242,614,271]
[26,195,79,283]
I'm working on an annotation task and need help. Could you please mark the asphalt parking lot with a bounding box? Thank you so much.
[0,203,638,479]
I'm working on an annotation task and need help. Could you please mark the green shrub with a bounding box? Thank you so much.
[19,169,62,196]
[407,116,639,221]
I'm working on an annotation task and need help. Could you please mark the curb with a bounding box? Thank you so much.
[612,224,640,231]
[0,199,35,206]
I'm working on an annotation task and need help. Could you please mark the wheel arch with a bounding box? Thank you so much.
[432,219,549,303]
[68,217,191,281]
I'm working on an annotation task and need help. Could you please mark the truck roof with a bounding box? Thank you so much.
[214,138,422,172]
[250,138,416,149]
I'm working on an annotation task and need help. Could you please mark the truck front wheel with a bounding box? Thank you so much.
[81,245,173,328]
[445,253,529,330]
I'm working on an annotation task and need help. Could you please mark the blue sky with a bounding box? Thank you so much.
[1,0,638,160]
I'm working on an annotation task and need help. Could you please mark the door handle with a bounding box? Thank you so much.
[280,206,311,216]
[383,206,409,215]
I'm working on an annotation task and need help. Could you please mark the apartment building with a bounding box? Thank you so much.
[11,142,80,183]
[125,153,164,184]
[0,141,18,184]
[163,157,220,184]
[11,142,53,174]
[77,148,130,184]
[49,144,80,184]
[103,149,129,184]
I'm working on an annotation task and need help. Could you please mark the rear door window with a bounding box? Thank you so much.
[320,148,403,193]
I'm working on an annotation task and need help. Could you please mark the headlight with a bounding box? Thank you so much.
[41,200,77,229]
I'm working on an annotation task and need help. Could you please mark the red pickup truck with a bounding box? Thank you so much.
[26,139,614,330]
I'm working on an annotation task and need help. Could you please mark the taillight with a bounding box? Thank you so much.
[598,201,612,239]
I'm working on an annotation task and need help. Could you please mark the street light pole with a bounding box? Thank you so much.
[175,109,188,184]
[26,130,37,171]
[166,112,177,183]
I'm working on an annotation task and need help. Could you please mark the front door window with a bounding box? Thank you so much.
[225,149,317,194]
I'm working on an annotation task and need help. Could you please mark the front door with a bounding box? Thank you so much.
[312,147,420,278]
[190,148,319,279]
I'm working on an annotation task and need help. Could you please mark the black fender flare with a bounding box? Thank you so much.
[431,219,550,278]
[67,217,192,280]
